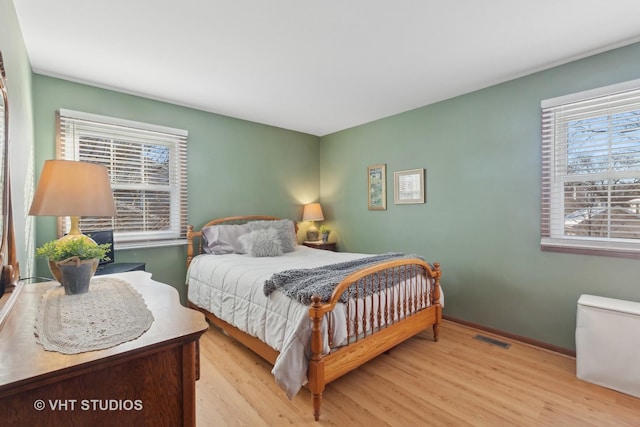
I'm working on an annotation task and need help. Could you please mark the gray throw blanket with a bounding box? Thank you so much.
[264,252,423,305]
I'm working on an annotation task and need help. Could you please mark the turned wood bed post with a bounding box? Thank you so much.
[309,295,325,421]
[432,262,442,341]
[186,225,195,268]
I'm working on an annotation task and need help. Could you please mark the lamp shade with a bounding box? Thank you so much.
[29,160,117,217]
[302,203,324,222]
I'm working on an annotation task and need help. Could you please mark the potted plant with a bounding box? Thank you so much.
[36,238,111,295]
[319,225,331,243]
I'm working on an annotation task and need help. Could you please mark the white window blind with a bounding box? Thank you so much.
[541,79,640,257]
[57,109,188,249]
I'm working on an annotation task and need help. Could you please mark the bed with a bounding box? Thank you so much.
[186,215,442,421]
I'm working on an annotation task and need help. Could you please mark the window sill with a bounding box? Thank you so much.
[541,238,640,259]
[115,239,188,251]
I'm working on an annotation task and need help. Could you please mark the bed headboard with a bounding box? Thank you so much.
[186,215,298,268]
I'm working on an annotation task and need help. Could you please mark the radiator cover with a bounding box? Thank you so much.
[576,294,640,398]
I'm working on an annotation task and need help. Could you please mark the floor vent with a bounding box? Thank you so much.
[473,334,511,349]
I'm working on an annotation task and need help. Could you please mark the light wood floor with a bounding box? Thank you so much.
[196,320,640,426]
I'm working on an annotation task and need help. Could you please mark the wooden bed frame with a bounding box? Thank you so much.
[186,216,442,421]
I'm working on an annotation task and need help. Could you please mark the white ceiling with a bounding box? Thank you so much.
[12,0,640,136]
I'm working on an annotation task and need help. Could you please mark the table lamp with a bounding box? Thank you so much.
[29,160,117,282]
[302,203,324,241]
[29,160,117,238]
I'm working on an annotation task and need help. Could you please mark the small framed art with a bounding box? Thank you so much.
[367,164,386,210]
[394,168,425,204]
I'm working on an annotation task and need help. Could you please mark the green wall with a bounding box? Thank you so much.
[32,75,320,301]
[0,0,35,278]
[320,42,640,351]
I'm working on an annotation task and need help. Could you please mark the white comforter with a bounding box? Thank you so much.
[187,245,441,398]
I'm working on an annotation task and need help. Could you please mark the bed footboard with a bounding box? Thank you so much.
[308,259,441,421]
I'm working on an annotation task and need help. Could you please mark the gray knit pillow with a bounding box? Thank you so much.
[238,229,283,257]
[248,219,297,253]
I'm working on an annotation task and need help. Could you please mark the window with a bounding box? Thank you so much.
[57,109,188,249]
[541,79,640,257]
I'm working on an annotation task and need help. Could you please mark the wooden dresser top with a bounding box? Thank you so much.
[0,271,207,393]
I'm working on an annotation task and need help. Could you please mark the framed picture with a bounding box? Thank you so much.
[367,164,386,210]
[394,168,425,204]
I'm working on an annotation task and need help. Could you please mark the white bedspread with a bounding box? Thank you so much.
[186,245,441,398]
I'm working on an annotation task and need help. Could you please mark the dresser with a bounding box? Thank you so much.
[0,271,208,426]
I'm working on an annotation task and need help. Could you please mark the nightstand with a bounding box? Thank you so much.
[95,262,146,275]
[303,241,337,252]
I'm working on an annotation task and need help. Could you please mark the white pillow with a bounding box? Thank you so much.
[238,229,283,257]
[202,223,250,254]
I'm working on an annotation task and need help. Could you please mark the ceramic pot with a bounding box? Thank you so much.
[55,257,99,295]
[49,257,98,284]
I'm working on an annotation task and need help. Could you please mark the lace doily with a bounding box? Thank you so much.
[34,277,154,354]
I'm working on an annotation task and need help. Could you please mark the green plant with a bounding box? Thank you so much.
[320,225,331,234]
[35,238,111,262]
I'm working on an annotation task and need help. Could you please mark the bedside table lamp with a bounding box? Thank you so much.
[302,203,324,241]
[29,160,117,243]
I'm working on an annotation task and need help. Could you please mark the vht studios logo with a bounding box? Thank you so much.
[34,399,143,411]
